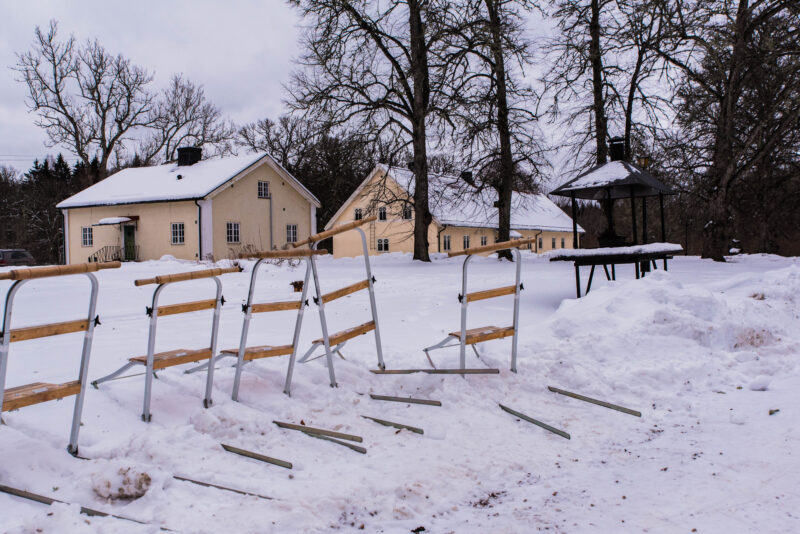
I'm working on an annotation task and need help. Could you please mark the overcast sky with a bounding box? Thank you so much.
[0,1,302,172]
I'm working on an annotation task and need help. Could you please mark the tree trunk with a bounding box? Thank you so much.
[589,0,608,165]
[484,0,514,260]
[409,0,431,261]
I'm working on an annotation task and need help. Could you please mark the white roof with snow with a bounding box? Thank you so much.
[57,153,320,209]
[382,166,584,233]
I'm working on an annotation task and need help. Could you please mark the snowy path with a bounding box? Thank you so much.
[1,253,798,533]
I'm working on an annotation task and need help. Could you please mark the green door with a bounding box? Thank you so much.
[123,225,136,261]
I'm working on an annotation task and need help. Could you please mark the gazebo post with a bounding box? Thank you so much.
[571,192,581,297]
[641,196,649,275]
[659,192,667,270]
[630,186,639,279]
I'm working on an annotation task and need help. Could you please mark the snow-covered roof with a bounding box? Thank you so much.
[385,166,584,233]
[325,164,583,233]
[551,160,675,201]
[57,153,320,209]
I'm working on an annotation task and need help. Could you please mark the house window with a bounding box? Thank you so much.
[378,206,387,221]
[81,227,93,247]
[463,235,470,249]
[377,238,389,252]
[402,205,412,220]
[287,224,298,243]
[551,237,556,249]
[258,181,270,199]
[171,223,185,245]
[443,235,451,251]
[561,237,565,248]
[481,235,487,246]
[354,208,363,221]
[226,222,240,244]
[538,237,543,250]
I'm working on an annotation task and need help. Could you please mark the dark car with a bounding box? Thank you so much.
[0,249,36,267]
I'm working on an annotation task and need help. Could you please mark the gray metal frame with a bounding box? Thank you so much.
[92,277,223,422]
[0,272,100,455]
[296,227,385,386]
[226,256,312,399]
[423,248,523,372]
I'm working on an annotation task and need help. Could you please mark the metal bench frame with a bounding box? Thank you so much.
[0,271,101,455]
[92,275,224,422]
[423,245,524,372]
[294,226,385,388]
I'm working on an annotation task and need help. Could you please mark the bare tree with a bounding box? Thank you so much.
[443,0,546,258]
[657,0,800,260]
[237,115,318,169]
[138,75,236,164]
[287,0,454,261]
[15,21,155,183]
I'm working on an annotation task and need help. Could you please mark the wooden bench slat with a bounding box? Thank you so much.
[157,299,217,317]
[251,300,302,314]
[465,285,516,303]
[128,348,212,370]
[448,325,515,345]
[321,279,369,304]
[313,321,375,346]
[8,319,89,343]
[2,380,81,411]
[220,344,294,360]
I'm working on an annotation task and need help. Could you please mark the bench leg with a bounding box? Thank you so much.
[603,264,611,280]
[585,265,596,294]
[91,361,138,388]
[574,264,581,298]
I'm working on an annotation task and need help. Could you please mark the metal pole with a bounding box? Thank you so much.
[232,259,263,401]
[67,273,99,455]
[570,192,578,248]
[660,192,667,270]
[309,245,337,387]
[459,255,473,371]
[356,227,385,370]
[283,259,312,395]
[510,248,522,373]
[0,281,25,427]
[629,186,638,245]
[202,277,223,408]
[142,284,165,422]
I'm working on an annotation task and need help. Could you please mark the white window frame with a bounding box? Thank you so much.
[81,227,93,247]
[463,235,470,249]
[402,205,412,220]
[257,181,270,199]
[171,222,185,245]
[552,237,556,249]
[377,238,389,252]
[538,237,543,250]
[286,224,298,243]
[480,235,487,246]
[226,222,240,244]
[561,237,565,248]
[378,206,387,221]
[443,235,451,251]
[354,208,363,221]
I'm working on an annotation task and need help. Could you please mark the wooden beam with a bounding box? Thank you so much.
[369,394,441,406]
[320,279,369,304]
[465,285,516,303]
[0,261,120,281]
[361,415,424,434]
[273,420,363,443]
[172,475,273,500]
[134,265,241,286]
[156,299,217,317]
[312,321,375,346]
[547,386,641,417]
[221,443,293,469]
[2,381,81,412]
[291,215,377,247]
[499,403,570,439]
[251,300,302,313]
[447,237,536,258]
[306,433,367,454]
[370,368,500,375]
[239,249,328,259]
[8,319,89,343]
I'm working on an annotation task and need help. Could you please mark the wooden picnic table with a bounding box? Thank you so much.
[549,243,683,298]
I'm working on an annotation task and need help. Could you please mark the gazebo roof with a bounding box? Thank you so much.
[551,161,675,200]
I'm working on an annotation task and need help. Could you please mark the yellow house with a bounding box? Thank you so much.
[325,165,584,258]
[57,148,320,264]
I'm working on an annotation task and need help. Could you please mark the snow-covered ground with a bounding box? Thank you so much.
[1,252,798,533]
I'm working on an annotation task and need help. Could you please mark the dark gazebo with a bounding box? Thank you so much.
[549,138,681,297]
